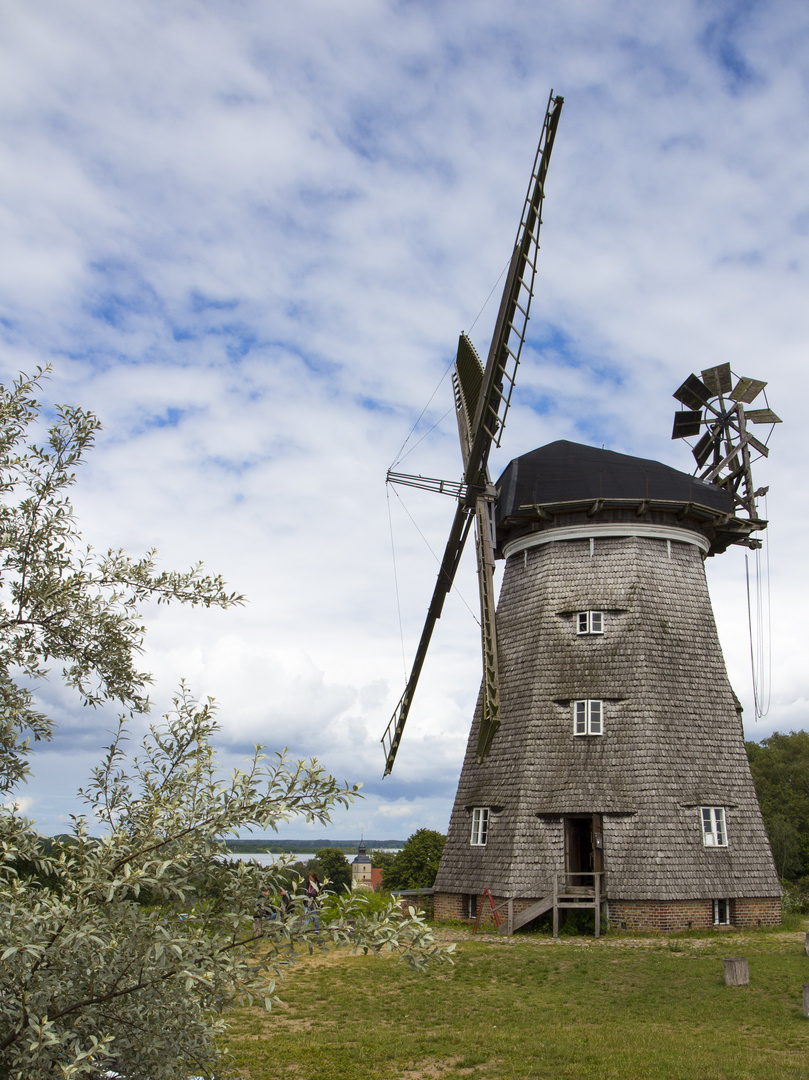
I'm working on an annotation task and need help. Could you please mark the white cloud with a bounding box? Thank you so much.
[1,0,808,837]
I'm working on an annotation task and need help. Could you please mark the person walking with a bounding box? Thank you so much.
[303,871,321,932]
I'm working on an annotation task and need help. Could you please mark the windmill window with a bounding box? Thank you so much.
[713,899,731,925]
[701,807,727,847]
[577,611,604,635]
[573,700,603,736]
[470,807,489,846]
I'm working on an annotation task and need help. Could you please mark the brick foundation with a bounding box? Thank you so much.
[435,892,782,931]
[733,896,782,927]
[434,892,548,928]
[607,896,781,931]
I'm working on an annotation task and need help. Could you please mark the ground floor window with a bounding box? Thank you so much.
[467,893,477,919]
[713,898,731,925]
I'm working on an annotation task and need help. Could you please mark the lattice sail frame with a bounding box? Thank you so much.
[382,91,564,776]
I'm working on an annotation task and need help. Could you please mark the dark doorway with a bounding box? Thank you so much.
[565,814,603,888]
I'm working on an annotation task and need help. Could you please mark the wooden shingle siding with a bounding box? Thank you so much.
[433,517,781,924]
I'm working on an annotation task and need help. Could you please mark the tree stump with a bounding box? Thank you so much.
[724,957,749,986]
[803,985,809,1018]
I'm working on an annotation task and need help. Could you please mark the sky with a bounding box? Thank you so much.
[1,0,808,840]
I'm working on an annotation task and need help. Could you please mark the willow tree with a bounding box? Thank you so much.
[0,372,450,1080]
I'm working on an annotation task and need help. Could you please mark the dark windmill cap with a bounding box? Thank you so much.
[494,441,748,557]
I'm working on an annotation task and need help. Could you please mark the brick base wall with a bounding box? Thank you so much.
[435,892,782,932]
[608,897,781,932]
[434,892,467,921]
[434,892,548,928]
[733,896,782,927]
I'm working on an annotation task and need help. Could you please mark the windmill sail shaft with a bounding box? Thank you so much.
[382,505,474,775]
[382,92,563,775]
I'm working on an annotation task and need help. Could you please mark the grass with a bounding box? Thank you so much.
[223,921,809,1079]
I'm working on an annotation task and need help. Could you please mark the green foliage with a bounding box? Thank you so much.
[746,730,809,880]
[0,370,243,795]
[316,848,351,892]
[383,829,445,890]
[370,849,396,871]
[321,887,398,923]
[781,879,809,915]
[0,372,453,1080]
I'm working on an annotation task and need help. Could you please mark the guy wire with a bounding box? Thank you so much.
[389,255,510,471]
[386,486,408,682]
[387,483,481,627]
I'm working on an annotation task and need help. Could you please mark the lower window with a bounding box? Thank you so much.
[467,893,478,919]
[713,898,731,925]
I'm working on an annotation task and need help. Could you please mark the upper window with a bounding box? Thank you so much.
[577,611,604,635]
[701,807,727,847]
[573,699,603,736]
[470,807,489,846]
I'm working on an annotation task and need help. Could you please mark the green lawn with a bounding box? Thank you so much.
[224,923,809,1080]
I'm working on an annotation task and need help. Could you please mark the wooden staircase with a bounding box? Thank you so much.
[497,896,554,934]
[494,873,604,937]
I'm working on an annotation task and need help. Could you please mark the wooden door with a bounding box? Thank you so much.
[565,814,603,888]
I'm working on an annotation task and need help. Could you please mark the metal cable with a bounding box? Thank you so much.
[387,482,481,627]
[386,486,408,682]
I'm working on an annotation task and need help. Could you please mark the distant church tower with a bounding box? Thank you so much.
[351,839,373,891]
[432,442,781,932]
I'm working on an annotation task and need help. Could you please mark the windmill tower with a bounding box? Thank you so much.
[384,94,782,933]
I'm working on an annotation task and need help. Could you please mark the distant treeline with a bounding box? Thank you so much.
[223,839,404,854]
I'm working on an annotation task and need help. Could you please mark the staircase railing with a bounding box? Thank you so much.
[552,871,603,938]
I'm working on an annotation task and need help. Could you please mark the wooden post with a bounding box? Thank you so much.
[552,874,559,938]
[594,874,601,938]
[508,898,514,937]
[724,957,749,986]
[803,985,809,1018]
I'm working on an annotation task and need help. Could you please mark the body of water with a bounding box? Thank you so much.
[225,849,401,867]
[226,853,314,866]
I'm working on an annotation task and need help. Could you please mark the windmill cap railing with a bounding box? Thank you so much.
[498,496,765,555]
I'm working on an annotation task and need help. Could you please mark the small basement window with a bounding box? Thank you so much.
[701,807,728,847]
[577,611,604,635]
[713,899,731,925]
[470,807,489,846]
[573,699,603,736]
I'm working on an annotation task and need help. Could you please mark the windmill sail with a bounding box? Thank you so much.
[382,91,563,776]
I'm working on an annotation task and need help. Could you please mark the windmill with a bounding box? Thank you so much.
[385,95,782,934]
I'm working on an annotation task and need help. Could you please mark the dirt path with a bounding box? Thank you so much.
[430,923,809,949]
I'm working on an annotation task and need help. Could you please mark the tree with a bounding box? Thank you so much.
[383,829,446,890]
[371,849,396,870]
[746,730,809,880]
[0,372,452,1079]
[316,847,352,891]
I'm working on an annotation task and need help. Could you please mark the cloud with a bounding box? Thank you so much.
[1,0,808,837]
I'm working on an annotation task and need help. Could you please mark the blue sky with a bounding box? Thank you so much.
[1,0,808,837]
